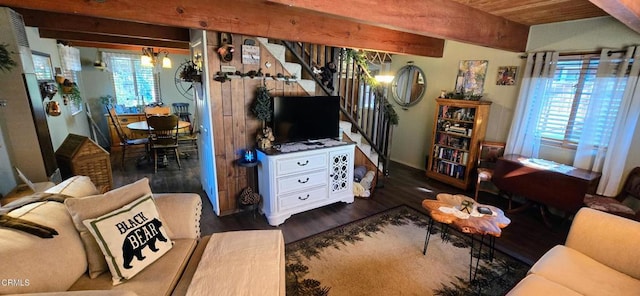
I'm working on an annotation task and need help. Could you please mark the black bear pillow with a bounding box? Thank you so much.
[83,194,173,285]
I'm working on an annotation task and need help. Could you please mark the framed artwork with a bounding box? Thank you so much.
[32,51,54,81]
[496,66,518,86]
[455,60,488,96]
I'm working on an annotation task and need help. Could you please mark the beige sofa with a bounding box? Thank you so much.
[0,177,285,296]
[507,207,640,295]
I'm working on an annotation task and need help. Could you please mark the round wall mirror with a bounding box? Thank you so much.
[391,64,426,108]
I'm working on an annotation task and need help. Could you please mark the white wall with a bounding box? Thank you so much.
[389,41,524,169]
[25,27,92,149]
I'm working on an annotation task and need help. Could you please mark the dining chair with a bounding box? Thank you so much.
[106,106,149,170]
[144,106,171,117]
[474,141,506,202]
[146,114,181,173]
[584,167,640,220]
[172,103,191,123]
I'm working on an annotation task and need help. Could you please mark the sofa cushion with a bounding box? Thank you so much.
[185,230,285,296]
[83,195,173,285]
[69,239,196,296]
[65,178,153,278]
[45,176,100,197]
[0,202,87,294]
[529,245,640,296]
[506,274,582,296]
[566,207,640,279]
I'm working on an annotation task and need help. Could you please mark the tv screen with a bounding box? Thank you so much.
[271,96,340,144]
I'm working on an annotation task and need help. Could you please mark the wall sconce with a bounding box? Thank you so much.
[141,47,172,71]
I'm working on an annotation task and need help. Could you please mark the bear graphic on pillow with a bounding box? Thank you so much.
[121,218,167,269]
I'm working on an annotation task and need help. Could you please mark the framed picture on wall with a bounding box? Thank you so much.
[455,60,488,95]
[496,66,518,86]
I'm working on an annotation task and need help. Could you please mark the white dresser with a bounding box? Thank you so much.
[257,143,355,226]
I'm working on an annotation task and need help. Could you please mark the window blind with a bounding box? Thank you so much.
[105,53,160,107]
[536,54,629,145]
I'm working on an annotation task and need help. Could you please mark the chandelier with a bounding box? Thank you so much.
[141,47,172,71]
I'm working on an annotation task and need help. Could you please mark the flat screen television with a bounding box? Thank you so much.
[271,96,340,144]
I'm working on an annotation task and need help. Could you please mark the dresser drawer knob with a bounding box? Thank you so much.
[297,160,309,166]
[298,194,310,200]
[298,178,309,184]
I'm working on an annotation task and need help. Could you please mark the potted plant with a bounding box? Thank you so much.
[0,43,16,73]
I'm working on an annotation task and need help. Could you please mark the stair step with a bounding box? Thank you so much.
[358,142,372,156]
[339,121,352,133]
[298,79,316,95]
[284,62,302,79]
[257,37,286,63]
[347,132,362,144]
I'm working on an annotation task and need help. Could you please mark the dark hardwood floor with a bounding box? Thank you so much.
[111,155,570,266]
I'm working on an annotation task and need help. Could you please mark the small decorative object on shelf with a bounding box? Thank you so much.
[256,126,275,150]
[426,98,491,190]
[244,149,256,163]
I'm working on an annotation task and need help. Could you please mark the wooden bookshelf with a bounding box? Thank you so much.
[426,98,492,190]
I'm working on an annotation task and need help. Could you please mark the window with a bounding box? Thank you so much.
[536,54,626,147]
[107,54,160,107]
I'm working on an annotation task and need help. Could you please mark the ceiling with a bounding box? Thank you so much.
[448,0,608,26]
[0,0,636,57]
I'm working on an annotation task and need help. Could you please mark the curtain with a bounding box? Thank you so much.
[504,51,559,157]
[577,46,640,196]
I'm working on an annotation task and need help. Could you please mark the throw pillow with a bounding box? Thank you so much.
[83,194,173,285]
[64,178,154,278]
[45,175,100,197]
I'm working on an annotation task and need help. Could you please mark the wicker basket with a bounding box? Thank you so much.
[55,134,112,193]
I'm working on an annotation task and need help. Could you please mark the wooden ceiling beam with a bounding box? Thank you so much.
[0,0,445,57]
[15,8,190,43]
[38,30,190,49]
[589,0,640,34]
[266,0,529,52]
[64,41,189,55]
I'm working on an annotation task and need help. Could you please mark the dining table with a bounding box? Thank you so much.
[126,120,191,132]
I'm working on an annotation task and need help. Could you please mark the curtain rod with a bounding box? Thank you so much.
[519,49,628,59]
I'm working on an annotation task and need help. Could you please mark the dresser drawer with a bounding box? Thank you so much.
[279,186,327,211]
[276,153,326,175]
[277,169,327,194]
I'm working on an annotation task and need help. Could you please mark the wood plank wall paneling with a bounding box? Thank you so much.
[206,32,309,215]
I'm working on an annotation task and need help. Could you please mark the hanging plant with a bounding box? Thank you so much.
[252,81,272,127]
[0,43,17,73]
[59,78,82,105]
[179,60,202,82]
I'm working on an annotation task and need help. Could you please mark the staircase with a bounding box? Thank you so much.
[256,37,316,95]
[256,38,395,177]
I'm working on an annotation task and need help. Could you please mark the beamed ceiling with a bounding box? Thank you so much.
[0,0,636,57]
